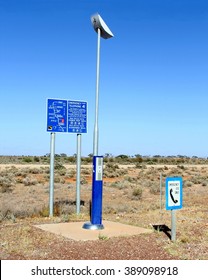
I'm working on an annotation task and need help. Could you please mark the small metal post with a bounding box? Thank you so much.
[171,210,176,241]
[49,132,55,217]
[160,173,162,212]
[76,133,82,215]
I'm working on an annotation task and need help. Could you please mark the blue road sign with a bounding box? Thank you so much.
[68,100,87,133]
[47,99,67,133]
[166,177,183,210]
[47,99,87,133]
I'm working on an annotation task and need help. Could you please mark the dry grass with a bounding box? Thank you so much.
[0,161,208,259]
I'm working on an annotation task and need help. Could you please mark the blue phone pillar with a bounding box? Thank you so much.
[91,156,103,226]
[83,156,104,230]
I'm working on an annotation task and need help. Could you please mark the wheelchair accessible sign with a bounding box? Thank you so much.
[166,177,183,210]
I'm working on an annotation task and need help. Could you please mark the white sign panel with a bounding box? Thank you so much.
[166,177,183,210]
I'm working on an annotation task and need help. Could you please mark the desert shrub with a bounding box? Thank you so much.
[168,167,179,173]
[54,162,66,170]
[0,203,43,220]
[0,210,16,222]
[44,174,50,180]
[201,181,207,187]
[34,156,40,162]
[81,177,88,185]
[105,163,119,171]
[183,180,193,187]
[103,205,117,214]
[39,200,77,217]
[28,168,41,174]
[60,178,66,184]
[149,182,160,194]
[56,168,67,176]
[6,166,18,173]
[43,157,50,164]
[124,176,137,183]
[54,177,61,183]
[191,176,203,185]
[135,164,142,169]
[103,204,134,214]
[82,157,92,164]
[22,176,38,186]
[190,167,197,172]
[0,174,15,193]
[132,187,143,200]
[43,167,50,174]
[66,169,76,178]
[135,163,147,169]
[103,169,119,178]
[39,205,49,217]
[22,157,33,163]
[56,202,75,216]
[179,234,190,243]
[0,177,13,193]
[103,163,128,178]
[118,168,129,176]
[69,156,77,163]
[14,168,30,177]
[177,165,186,170]
[109,180,133,190]
[142,180,152,188]
[82,168,91,175]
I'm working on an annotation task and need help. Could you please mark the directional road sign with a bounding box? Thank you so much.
[166,177,183,210]
[47,99,67,133]
[68,100,87,133]
[46,99,87,133]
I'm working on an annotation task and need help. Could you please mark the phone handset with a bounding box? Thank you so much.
[170,188,178,204]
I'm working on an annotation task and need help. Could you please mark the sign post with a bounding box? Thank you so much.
[76,133,81,215]
[49,132,55,217]
[68,100,87,215]
[166,177,183,241]
[46,98,87,216]
[47,99,67,217]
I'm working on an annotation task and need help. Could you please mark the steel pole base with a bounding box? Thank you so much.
[82,221,104,230]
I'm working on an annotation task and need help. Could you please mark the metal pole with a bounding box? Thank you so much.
[49,132,55,217]
[76,133,82,215]
[160,172,162,212]
[171,209,176,241]
[83,28,104,230]
[93,28,101,156]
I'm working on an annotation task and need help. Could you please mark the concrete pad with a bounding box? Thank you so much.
[35,221,152,241]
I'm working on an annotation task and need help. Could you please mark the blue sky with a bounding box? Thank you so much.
[0,0,208,157]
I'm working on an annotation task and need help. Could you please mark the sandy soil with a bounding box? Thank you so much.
[0,163,208,260]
